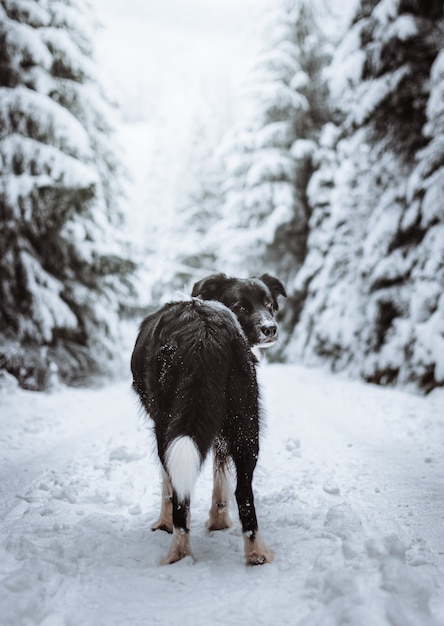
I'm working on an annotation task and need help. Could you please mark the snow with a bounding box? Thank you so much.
[1,0,49,28]
[254,121,294,150]
[248,80,310,115]
[49,1,95,54]
[350,66,411,127]
[0,135,98,191]
[385,14,419,42]
[421,168,444,227]
[327,20,367,101]
[245,151,296,187]
[1,16,52,69]
[0,86,93,159]
[372,0,398,27]
[19,251,79,343]
[1,361,443,625]
[40,26,95,82]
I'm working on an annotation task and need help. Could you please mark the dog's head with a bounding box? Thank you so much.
[192,273,287,348]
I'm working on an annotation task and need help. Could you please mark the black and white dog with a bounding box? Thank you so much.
[131,273,286,565]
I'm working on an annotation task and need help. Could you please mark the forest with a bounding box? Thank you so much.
[1,3,444,624]
[1,0,443,393]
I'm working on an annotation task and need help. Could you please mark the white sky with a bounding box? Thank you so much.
[92,0,269,240]
[93,0,267,123]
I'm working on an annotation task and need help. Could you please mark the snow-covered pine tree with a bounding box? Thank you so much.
[148,97,228,302]
[286,0,444,391]
[0,0,137,390]
[210,0,330,283]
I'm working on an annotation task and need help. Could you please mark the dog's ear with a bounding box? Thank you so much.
[260,274,287,310]
[192,273,232,301]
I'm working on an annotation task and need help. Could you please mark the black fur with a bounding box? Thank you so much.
[192,273,287,347]
[131,274,286,564]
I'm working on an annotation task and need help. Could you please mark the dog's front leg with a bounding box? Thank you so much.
[233,452,274,565]
[151,469,173,533]
[206,453,233,531]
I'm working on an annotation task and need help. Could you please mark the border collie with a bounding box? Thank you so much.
[131,273,286,565]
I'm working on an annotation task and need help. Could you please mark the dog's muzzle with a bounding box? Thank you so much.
[259,321,278,347]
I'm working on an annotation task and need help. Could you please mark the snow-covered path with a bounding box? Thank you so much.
[1,364,443,626]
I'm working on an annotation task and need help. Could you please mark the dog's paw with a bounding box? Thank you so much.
[151,519,173,534]
[245,547,275,566]
[160,551,195,565]
[160,531,195,565]
[206,519,233,532]
[206,512,233,532]
[243,532,275,566]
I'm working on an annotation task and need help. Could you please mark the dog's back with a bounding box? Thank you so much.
[131,298,258,476]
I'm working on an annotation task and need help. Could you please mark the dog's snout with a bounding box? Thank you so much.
[261,323,277,338]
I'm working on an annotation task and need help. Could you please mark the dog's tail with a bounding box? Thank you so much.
[165,436,201,501]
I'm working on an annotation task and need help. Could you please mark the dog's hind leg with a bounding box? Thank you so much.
[160,491,194,565]
[233,449,274,566]
[160,436,199,564]
[151,469,173,533]
[206,452,233,531]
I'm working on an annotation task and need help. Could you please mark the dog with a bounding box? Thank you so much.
[131,273,286,565]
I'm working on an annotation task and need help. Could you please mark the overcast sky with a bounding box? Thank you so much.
[93,0,267,123]
[91,0,269,235]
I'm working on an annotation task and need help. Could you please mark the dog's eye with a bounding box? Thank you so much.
[264,299,273,310]
[236,303,250,314]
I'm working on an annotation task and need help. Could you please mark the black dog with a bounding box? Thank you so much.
[131,273,286,565]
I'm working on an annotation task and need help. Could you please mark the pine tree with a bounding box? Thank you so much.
[0,0,137,390]
[147,93,230,302]
[210,0,330,281]
[332,0,443,159]
[286,0,444,391]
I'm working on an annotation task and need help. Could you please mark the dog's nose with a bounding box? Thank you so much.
[261,324,277,338]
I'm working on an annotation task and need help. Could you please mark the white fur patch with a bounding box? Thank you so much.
[165,436,201,501]
[251,345,263,362]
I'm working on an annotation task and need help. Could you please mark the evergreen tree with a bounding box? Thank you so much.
[0,0,137,390]
[330,0,443,159]
[210,0,330,281]
[286,0,444,391]
[148,93,230,302]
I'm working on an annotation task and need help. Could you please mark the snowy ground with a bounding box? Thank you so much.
[1,362,443,626]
